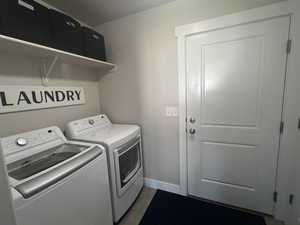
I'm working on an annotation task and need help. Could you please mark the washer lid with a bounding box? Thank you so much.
[74,124,140,147]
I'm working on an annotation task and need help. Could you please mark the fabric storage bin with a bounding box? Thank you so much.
[82,27,106,61]
[0,0,51,46]
[49,9,83,55]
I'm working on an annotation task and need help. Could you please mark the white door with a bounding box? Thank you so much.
[187,16,290,214]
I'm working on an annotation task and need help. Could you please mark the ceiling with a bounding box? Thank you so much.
[43,0,176,26]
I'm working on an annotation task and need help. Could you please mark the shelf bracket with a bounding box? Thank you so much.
[111,65,117,72]
[41,56,58,86]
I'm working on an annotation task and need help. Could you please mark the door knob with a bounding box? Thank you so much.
[189,117,196,123]
[189,128,196,135]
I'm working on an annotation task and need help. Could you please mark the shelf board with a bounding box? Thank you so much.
[0,34,116,71]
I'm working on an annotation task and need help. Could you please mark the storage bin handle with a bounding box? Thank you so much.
[18,0,36,11]
[92,34,100,40]
[66,21,77,28]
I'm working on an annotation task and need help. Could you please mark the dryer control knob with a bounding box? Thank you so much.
[16,138,28,147]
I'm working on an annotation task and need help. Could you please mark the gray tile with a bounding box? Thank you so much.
[118,187,156,225]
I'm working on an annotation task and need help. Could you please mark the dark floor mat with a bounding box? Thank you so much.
[139,190,266,225]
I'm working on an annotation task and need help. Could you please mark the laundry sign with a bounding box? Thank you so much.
[0,86,85,114]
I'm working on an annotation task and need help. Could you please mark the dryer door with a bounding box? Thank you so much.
[114,136,142,197]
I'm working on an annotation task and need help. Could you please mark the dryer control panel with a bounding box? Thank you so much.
[65,114,112,137]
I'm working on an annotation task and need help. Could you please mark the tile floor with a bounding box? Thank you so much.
[118,187,284,225]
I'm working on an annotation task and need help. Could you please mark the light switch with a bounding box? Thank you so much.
[165,106,178,117]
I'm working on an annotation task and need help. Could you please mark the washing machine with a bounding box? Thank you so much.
[66,114,144,222]
[1,126,113,225]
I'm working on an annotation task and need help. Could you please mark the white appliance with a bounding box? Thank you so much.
[1,126,113,225]
[66,114,144,222]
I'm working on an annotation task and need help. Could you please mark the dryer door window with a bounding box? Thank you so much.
[114,137,141,196]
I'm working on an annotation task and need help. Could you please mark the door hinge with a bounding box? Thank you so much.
[289,194,294,205]
[273,191,278,203]
[287,39,292,54]
[280,121,284,134]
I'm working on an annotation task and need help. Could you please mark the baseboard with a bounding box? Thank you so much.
[144,178,181,195]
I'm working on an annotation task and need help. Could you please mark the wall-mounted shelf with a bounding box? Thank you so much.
[0,34,116,85]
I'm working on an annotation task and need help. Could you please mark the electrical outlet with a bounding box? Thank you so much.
[165,106,178,117]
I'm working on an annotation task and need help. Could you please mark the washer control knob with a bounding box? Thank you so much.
[89,119,95,125]
[16,138,28,147]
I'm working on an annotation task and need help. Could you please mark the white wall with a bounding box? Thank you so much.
[0,53,101,137]
[96,0,283,185]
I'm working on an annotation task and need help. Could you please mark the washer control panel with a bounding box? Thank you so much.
[1,127,64,156]
[16,138,28,147]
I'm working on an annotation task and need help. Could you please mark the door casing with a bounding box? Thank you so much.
[175,1,298,223]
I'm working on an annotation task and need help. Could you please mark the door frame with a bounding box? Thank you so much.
[175,1,298,223]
